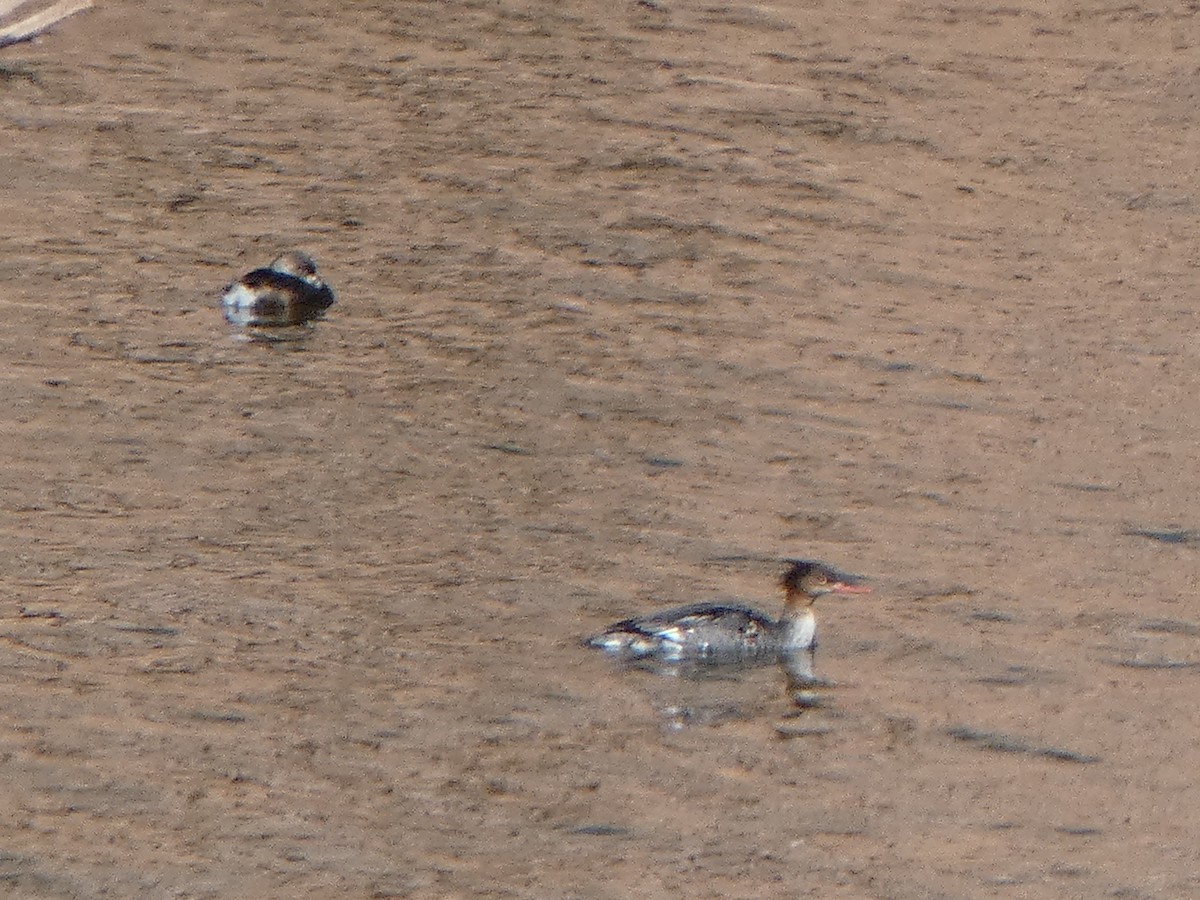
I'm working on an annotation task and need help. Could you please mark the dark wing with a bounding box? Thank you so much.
[239,268,293,289]
[632,601,774,632]
[240,269,335,309]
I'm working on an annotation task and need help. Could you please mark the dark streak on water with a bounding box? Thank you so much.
[947,726,1100,764]
[1126,528,1200,545]
[566,824,633,837]
[112,624,179,636]
[644,455,685,468]
[1138,618,1200,636]
[1113,658,1200,670]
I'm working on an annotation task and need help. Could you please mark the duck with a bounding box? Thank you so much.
[221,251,335,327]
[584,560,871,668]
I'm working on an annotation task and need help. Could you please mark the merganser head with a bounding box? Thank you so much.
[780,560,871,605]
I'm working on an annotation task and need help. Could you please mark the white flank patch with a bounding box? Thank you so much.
[221,284,259,311]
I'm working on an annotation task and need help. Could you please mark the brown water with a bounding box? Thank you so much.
[3,1,1200,897]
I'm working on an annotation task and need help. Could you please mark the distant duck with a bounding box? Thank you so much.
[584,560,871,668]
[221,251,335,327]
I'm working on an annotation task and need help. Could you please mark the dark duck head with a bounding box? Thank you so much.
[779,560,871,613]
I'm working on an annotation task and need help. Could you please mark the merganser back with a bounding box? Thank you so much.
[221,251,335,327]
[585,560,870,667]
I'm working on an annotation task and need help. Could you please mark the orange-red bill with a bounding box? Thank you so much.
[831,582,872,594]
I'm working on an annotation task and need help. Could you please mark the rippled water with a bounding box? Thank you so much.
[4,0,1200,896]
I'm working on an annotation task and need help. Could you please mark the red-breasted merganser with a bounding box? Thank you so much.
[585,560,871,667]
[221,251,335,327]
